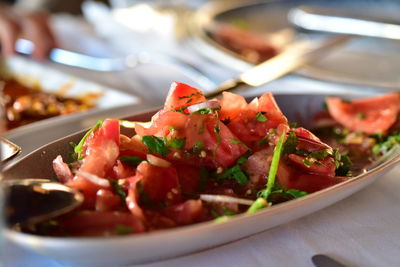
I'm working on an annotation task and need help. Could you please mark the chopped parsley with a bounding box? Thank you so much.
[333,149,352,176]
[165,137,186,150]
[136,181,153,208]
[302,149,332,168]
[372,132,400,156]
[255,112,268,122]
[194,107,220,114]
[72,120,103,161]
[110,180,127,205]
[217,165,248,185]
[119,155,145,166]
[356,112,366,119]
[193,140,204,153]
[289,121,298,128]
[282,131,297,155]
[142,136,170,157]
[115,225,133,235]
[177,92,204,99]
[228,137,243,145]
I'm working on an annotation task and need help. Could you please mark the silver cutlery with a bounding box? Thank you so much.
[3,179,83,227]
[289,6,400,40]
[206,34,352,98]
[15,39,216,91]
[312,254,347,267]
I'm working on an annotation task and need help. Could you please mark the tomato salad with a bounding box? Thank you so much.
[26,83,397,237]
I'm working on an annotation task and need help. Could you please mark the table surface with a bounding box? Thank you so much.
[3,7,400,267]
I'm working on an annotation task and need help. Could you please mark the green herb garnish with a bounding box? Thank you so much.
[255,112,268,122]
[228,138,243,145]
[115,225,133,235]
[258,132,286,199]
[110,180,127,205]
[136,181,153,208]
[73,120,103,160]
[356,112,366,119]
[142,136,170,157]
[282,131,297,155]
[247,197,269,214]
[166,137,186,150]
[302,149,332,168]
[218,165,248,185]
[372,132,400,156]
[193,140,204,153]
[119,155,145,166]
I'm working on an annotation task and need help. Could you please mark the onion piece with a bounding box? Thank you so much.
[147,154,171,168]
[119,120,152,129]
[200,194,254,206]
[77,171,110,187]
[187,100,220,113]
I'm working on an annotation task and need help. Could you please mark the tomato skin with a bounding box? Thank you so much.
[56,211,145,236]
[136,161,181,205]
[221,92,288,149]
[162,199,203,225]
[95,189,121,212]
[277,160,348,193]
[219,92,247,121]
[135,110,188,137]
[164,82,206,112]
[288,154,336,177]
[326,93,400,134]
[184,113,247,168]
[175,164,201,194]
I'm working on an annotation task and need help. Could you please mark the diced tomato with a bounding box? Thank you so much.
[107,160,137,180]
[95,189,121,212]
[67,119,120,208]
[136,161,181,205]
[294,127,321,142]
[163,199,203,225]
[52,155,73,183]
[56,211,145,236]
[175,164,201,194]
[288,154,336,177]
[164,82,206,112]
[222,92,288,148]
[135,110,188,137]
[326,93,400,134]
[219,92,247,121]
[242,147,273,184]
[126,176,146,222]
[277,160,348,193]
[184,113,248,168]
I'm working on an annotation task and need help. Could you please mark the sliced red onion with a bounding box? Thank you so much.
[147,154,171,168]
[77,171,110,188]
[200,194,254,206]
[187,100,221,113]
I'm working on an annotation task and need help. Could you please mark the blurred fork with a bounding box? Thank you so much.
[15,39,216,91]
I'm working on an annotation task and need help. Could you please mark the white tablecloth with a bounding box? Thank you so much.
[3,9,400,267]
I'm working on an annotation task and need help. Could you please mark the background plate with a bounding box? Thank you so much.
[1,56,140,133]
[188,0,400,89]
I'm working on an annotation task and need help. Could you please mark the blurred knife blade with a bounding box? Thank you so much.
[206,34,352,98]
[15,39,126,71]
[289,6,400,40]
